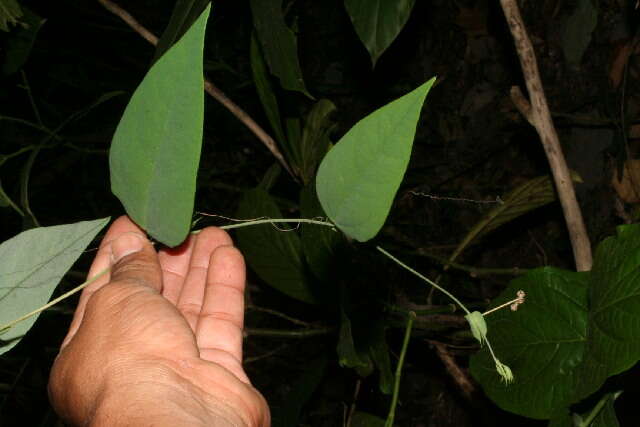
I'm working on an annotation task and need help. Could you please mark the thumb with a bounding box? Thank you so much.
[109,232,162,292]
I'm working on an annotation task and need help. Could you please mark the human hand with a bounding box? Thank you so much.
[49,216,270,426]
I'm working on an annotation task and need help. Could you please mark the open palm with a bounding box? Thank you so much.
[49,216,269,426]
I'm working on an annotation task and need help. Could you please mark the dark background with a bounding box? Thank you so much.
[2,0,640,425]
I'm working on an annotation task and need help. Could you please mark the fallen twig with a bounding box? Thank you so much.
[499,0,592,271]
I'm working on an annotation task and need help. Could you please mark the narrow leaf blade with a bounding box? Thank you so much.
[249,0,312,98]
[0,217,110,355]
[152,0,211,63]
[344,0,416,67]
[250,32,288,150]
[109,5,210,247]
[316,78,435,242]
[298,99,336,185]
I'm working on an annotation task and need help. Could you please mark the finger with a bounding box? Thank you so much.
[107,231,162,292]
[176,228,233,331]
[196,245,246,366]
[62,216,146,348]
[158,236,196,305]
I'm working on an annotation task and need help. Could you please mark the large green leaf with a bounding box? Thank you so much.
[469,267,589,419]
[316,78,435,242]
[235,188,316,303]
[152,0,211,63]
[249,0,311,98]
[109,5,210,247]
[575,224,640,400]
[0,217,110,355]
[344,0,416,67]
[0,0,22,32]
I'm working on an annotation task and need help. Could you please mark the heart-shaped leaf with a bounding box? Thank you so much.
[575,224,640,401]
[316,78,435,242]
[469,267,588,419]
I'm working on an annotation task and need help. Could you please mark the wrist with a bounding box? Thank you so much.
[91,381,241,427]
[89,358,255,427]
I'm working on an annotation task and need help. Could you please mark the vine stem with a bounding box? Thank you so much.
[0,266,110,334]
[218,218,336,231]
[385,311,415,427]
[0,218,336,334]
[376,246,471,315]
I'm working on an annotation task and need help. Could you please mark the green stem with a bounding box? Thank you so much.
[21,71,43,127]
[377,246,471,316]
[0,267,110,334]
[579,391,621,427]
[385,311,415,427]
[247,305,313,327]
[219,218,336,230]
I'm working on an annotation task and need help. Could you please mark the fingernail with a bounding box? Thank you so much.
[111,232,145,263]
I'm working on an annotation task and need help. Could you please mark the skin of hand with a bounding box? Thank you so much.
[48,216,270,426]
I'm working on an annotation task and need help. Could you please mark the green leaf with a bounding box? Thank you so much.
[109,5,210,247]
[19,145,40,228]
[0,217,110,355]
[562,0,598,66]
[272,355,327,427]
[300,183,343,283]
[0,179,11,207]
[469,267,589,419]
[249,0,312,98]
[569,391,621,427]
[316,78,435,242]
[0,0,23,32]
[152,0,211,63]
[575,224,640,400]
[447,173,582,267]
[0,178,23,215]
[1,7,45,75]
[337,307,373,375]
[250,32,287,149]
[588,392,621,427]
[297,99,336,185]
[368,321,393,395]
[235,188,316,303]
[344,0,416,67]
